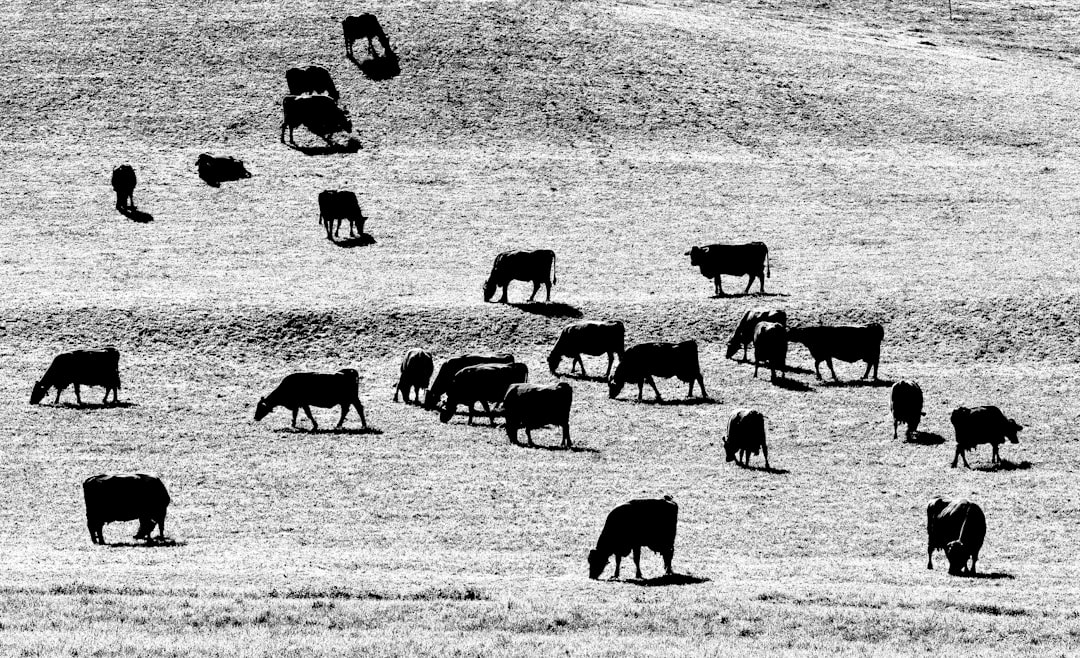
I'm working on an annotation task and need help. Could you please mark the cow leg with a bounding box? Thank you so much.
[754,360,760,378]
[354,401,367,429]
[893,420,899,441]
[812,361,823,381]
[637,382,644,402]
[970,549,979,575]
[663,551,673,576]
[612,554,622,579]
[992,444,1000,463]
[544,281,551,302]
[714,277,724,297]
[562,423,571,449]
[575,356,587,377]
[466,402,475,425]
[393,380,402,402]
[744,275,754,294]
[952,446,970,469]
[696,375,707,399]
[758,272,765,294]
[103,388,111,405]
[605,353,614,379]
[74,384,83,406]
[481,400,495,427]
[927,544,934,570]
[647,376,663,401]
[291,407,300,428]
[528,281,540,302]
[499,286,509,303]
[525,427,534,447]
[826,359,839,382]
[336,403,349,428]
[53,387,61,404]
[303,406,319,431]
[632,547,643,579]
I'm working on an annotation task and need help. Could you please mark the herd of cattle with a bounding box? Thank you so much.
[60,12,1028,580]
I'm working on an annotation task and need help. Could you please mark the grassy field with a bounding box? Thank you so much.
[2,0,1080,655]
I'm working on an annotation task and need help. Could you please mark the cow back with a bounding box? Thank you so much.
[83,473,170,523]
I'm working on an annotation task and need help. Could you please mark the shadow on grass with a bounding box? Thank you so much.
[818,378,895,389]
[906,431,946,445]
[350,52,402,80]
[510,302,583,319]
[768,377,813,392]
[118,206,153,223]
[735,463,790,475]
[285,137,361,156]
[623,573,710,587]
[513,441,600,454]
[964,571,1015,581]
[272,426,384,436]
[973,459,1031,472]
[331,233,376,248]
[56,401,136,410]
[634,396,719,406]
[555,372,609,383]
[710,291,789,299]
[106,537,185,548]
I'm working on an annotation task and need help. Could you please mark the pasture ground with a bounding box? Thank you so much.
[1,0,1079,655]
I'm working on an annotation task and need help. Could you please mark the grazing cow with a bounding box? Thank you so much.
[197,154,250,187]
[483,250,557,303]
[547,320,625,378]
[111,164,136,210]
[83,473,169,545]
[425,353,515,409]
[503,382,573,448]
[285,65,338,100]
[950,406,1022,468]
[608,341,706,401]
[394,348,434,405]
[752,321,787,382]
[786,323,884,381]
[318,189,366,240]
[254,369,367,431]
[439,362,529,426]
[724,409,769,469]
[30,347,121,406]
[726,308,786,360]
[280,94,353,146]
[588,496,678,580]
[343,13,392,59]
[685,242,770,296]
[890,380,924,441]
[927,498,986,575]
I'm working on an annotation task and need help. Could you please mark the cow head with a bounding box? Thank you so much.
[254,397,272,421]
[944,540,970,575]
[1006,419,1022,443]
[724,340,741,360]
[723,436,737,462]
[423,389,438,410]
[607,375,624,399]
[438,404,454,423]
[546,350,561,375]
[482,279,497,302]
[588,549,609,579]
[29,381,48,405]
[685,246,703,265]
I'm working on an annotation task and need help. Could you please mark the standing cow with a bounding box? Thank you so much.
[547,320,625,378]
[318,190,366,240]
[752,321,787,383]
[30,347,121,406]
[927,498,986,576]
[83,473,170,545]
[503,382,573,448]
[608,341,706,401]
[685,242,770,296]
[254,369,367,431]
[950,406,1022,468]
[394,348,434,404]
[726,308,786,361]
[281,94,353,146]
[285,65,339,99]
[588,496,678,580]
[439,362,529,426]
[343,13,392,59]
[890,380,924,441]
[111,165,136,210]
[197,154,251,187]
[724,409,770,469]
[483,250,557,303]
[425,353,515,410]
[786,323,884,382]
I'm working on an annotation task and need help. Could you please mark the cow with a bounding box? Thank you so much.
[111,164,136,210]
[439,362,529,426]
[752,321,787,382]
[197,154,250,187]
[343,13,392,59]
[285,65,339,100]
[927,498,986,576]
[318,189,366,240]
[726,308,786,361]
[547,320,625,379]
[482,250,557,303]
[254,369,367,431]
[30,347,120,406]
[424,353,515,410]
[685,242,770,296]
[83,473,170,545]
[588,496,678,580]
[950,406,1022,468]
[280,94,353,146]
[724,409,769,469]
[890,380,924,441]
[786,323,884,381]
[394,348,434,405]
[503,382,573,448]
[608,341,706,401]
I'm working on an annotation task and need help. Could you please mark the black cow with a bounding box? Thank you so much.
[950,406,1022,468]
[83,473,170,545]
[890,380,924,441]
[503,382,573,448]
[343,13,392,59]
[111,164,136,210]
[752,321,787,382]
[786,323,884,381]
[547,320,625,378]
[255,369,367,431]
[686,242,770,296]
[30,347,120,406]
[588,496,678,580]
[280,94,353,146]
[927,498,986,576]
[608,341,706,401]
[318,190,366,240]
[724,408,769,469]
[425,353,515,410]
[286,65,339,100]
[439,363,529,425]
[394,348,434,405]
[483,250,557,303]
[197,154,250,187]
[726,308,786,360]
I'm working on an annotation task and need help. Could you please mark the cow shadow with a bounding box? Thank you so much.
[286,139,362,156]
[710,291,789,299]
[973,459,1031,472]
[106,537,185,548]
[332,233,376,248]
[768,377,813,392]
[272,426,384,435]
[818,378,895,389]
[964,571,1015,580]
[736,463,789,475]
[906,431,946,445]
[351,52,402,81]
[510,302,583,319]
[636,396,718,406]
[513,442,600,454]
[622,573,710,587]
[57,401,137,410]
[556,372,609,383]
[118,206,154,223]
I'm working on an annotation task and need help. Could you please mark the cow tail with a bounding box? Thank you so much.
[551,252,557,286]
[765,245,771,279]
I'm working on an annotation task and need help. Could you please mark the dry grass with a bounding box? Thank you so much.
[1,0,1079,655]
